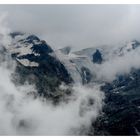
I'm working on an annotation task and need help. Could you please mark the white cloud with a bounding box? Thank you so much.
[0,12,12,48]
[0,62,104,135]
[94,45,140,82]
[0,15,104,135]
[2,6,140,135]
[0,5,140,50]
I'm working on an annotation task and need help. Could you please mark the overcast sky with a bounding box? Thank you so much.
[0,5,140,50]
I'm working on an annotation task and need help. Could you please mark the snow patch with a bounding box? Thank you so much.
[16,58,39,67]
[54,50,94,83]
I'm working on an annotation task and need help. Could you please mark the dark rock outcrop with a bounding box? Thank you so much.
[92,69,140,135]
[10,34,72,98]
[92,49,102,64]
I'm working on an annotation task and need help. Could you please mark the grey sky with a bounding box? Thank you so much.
[0,5,140,50]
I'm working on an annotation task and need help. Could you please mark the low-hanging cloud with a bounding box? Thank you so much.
[94,45,140,82]
[0,14,105,135]
[0,60,104,135]
[2,6,140,135]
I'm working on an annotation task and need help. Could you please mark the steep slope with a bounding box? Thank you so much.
[8,33,72,98]
[4,32,140,135]
[90,41,140,135]
[53,48,95,84]
[93,69,140,135]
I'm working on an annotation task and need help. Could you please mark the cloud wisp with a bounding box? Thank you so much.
[0,14,104,135]
[0,61,104,135]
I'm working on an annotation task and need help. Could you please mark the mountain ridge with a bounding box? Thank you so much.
[2,32,140,135]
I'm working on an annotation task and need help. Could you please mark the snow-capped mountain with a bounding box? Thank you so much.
[2,32,140,135]
[6,32,72,98]
[9,33,53,67]
[8,33,140,85]
[8,33,100,84]
[55,40,140,135]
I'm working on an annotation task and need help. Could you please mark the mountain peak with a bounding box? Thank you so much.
[10,34,53,67]
[92,49,102,64]
[25,35,40,43]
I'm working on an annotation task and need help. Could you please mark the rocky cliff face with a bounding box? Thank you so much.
[92,69,140,135]
[2,32,140,135]
[8,33,72,98]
